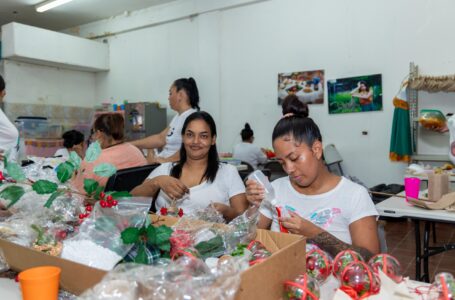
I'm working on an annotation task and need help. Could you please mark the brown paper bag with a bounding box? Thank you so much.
[408,192,455,210]
[428,172,449,202]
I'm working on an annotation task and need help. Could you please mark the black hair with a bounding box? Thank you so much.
[282,94,309,117]
[62,130,85,148]
[272,102,322,147]
[170,111,219,183]
[173,77,200,111]
[241,123,254,141]
[358,81,370,90]
[0,75,5,92]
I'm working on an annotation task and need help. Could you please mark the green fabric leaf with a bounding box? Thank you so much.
[83,179,99,195]
[93,163,117,178]
[85,141,101,162]
[0,186,25,208]
[195,235,225,259]
[32,180,58,194]
[6,162,26,182]
[155,225,173,252]
[134,244,148,264]
[145,225,157,245]
[68,151,82,169]
[3,154,8,168]
[56,162,74,183]
[108,191,131,199]
[121,227,141,244]
[44,190,64,208]
[93,185,105,200]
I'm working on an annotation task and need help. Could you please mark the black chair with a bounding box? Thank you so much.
[238,161,254,181]
[263,160,287,181]
[104,164,160,192]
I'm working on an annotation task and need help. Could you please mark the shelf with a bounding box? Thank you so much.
[411,154,450,162]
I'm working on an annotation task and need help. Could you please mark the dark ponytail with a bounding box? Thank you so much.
[241,123,254,141]
[174,77,200,111]
[273,99,320,146]
[282,94,309,117]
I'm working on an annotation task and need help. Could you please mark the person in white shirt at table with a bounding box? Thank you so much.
[233,123,267,170]
[0,75,19,160]
[132,111,248,221]
[131,77,200,164]
[246,104,379,260]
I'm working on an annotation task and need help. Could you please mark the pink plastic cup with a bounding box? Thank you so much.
[404,177,421,201]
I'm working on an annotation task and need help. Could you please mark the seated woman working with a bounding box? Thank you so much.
[132,111,248,221]
[54,130,85,159]
[246,107,379,260]
[233,123,267,170]
[72,113,147,193]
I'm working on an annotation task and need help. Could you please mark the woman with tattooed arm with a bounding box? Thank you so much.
[246,105,379,260]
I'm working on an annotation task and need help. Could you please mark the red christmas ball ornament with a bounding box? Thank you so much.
[79,213,85,219]
[85,205,92,212]
[368,253,403,283]
[333,249,364,279]
[100,200,108,208]
[111,200,118,207]
[283,273,320,300]
[99,192,105,199]
[306,248,333,283]
[0,171,5,181]
[178,208,184,217]
[106,195,113,202]
[340,261,380,298]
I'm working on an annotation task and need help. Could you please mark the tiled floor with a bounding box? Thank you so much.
[383,218,455,282]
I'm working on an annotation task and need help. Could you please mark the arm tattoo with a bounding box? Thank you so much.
[308,231,374,261]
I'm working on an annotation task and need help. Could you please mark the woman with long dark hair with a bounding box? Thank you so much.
[132,111,248,221]
[246,105,379,260]
[131,77,200,163]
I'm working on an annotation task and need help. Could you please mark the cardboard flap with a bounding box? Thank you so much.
[0,239,106,295]
[408,192,455,210]
[255,229,302,253]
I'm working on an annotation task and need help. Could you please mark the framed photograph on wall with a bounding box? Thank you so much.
[327,74,383,114]
[278,70,324,105]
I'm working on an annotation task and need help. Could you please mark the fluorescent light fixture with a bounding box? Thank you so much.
[35,0,74,13]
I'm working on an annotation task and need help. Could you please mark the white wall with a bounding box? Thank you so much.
[70,0,455,186]
[2,60,96,107]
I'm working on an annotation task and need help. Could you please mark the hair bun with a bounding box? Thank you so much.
[244,123,251,130]
[281,94,309,118]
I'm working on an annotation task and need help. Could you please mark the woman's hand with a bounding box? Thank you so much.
[212,202,230,216]
[156,175,189,200]
[279,211,322,237]
[245,179,265,206]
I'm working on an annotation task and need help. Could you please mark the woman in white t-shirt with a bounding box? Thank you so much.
[131,77,199,164]
[233,123,267,169]
[246,105,379,260]
[0,75,19,159]
[132,111,248,221]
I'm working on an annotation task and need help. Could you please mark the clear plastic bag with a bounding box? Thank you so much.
[79,256,244,300]
[61,197,153,270]
[419,109,446,130]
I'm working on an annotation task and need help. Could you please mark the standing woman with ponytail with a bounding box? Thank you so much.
[131,77,200,163]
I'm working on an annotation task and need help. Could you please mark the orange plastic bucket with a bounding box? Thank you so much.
[18,266,61,300]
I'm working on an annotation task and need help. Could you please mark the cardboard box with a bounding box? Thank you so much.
[0,215,306,299]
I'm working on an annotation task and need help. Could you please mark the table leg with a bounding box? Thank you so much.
[423,221,430,282]
[414,219,422,281]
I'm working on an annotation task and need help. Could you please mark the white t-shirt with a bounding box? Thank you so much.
[259,176,378,244]
[0,108,18,152]
[147,162,246,214]
[233,142,267,169]
[54,148,70,158]
[157,108,197,158]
